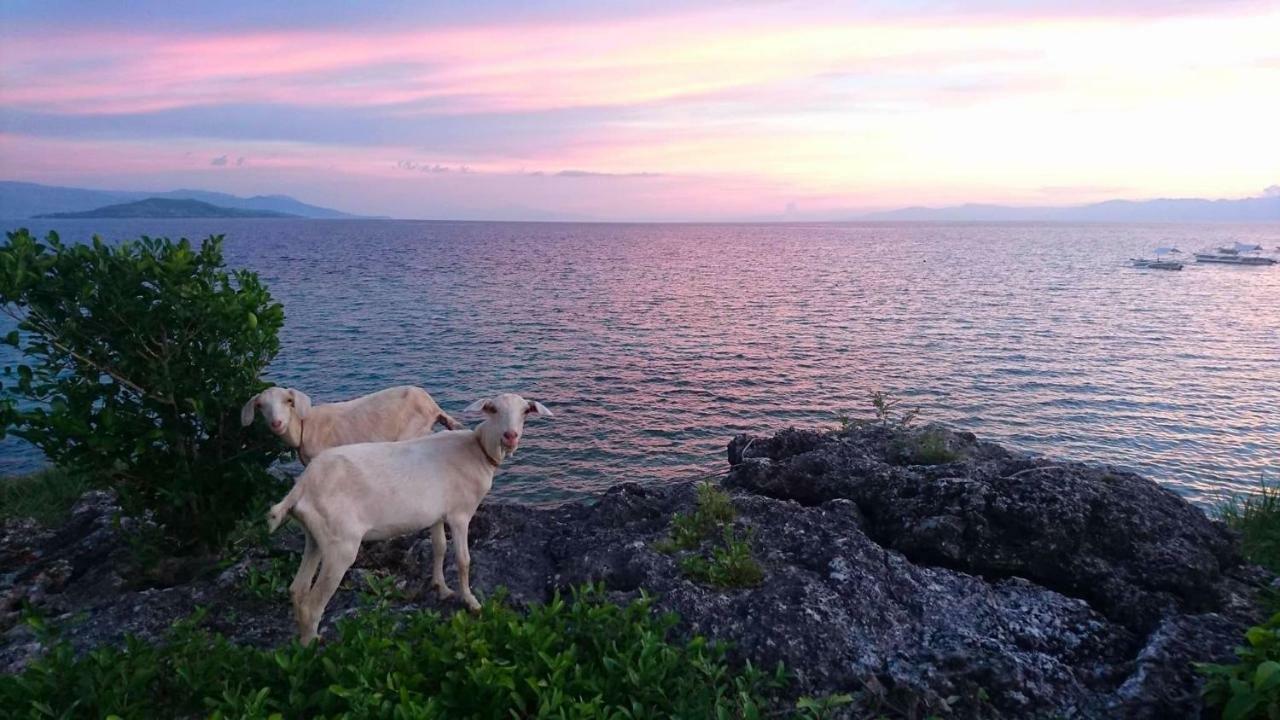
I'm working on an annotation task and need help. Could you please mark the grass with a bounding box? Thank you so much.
[1195,479,1280,719]
[655,481,764,589]
[1220,479,1280,574]
[0,467,90,526]
[1,585,787,719]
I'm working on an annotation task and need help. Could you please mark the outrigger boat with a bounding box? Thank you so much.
[1194,243,1278,266]
[1130,247,1183,270]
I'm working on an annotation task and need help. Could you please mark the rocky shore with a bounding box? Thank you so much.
[0,424,1269,717]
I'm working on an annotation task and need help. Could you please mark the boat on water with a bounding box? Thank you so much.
[1130,246,1183,270]
[1194,242,1278,266]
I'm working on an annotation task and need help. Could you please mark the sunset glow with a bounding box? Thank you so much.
[1,1,1277,220]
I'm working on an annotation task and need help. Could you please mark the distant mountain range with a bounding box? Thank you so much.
[35,198,299,219]
[0,181,363,219]
[857,194,1280,222]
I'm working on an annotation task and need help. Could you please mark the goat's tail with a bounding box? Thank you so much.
[437,411,465,431]
[266,480,305,533]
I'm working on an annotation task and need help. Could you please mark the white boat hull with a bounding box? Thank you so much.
[1194,254,1277,265]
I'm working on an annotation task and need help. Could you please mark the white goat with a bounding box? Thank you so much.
[265,392,552,644]
[240,385,462,464]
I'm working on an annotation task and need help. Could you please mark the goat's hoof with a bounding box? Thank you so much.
[435,586,455,600]
[463,597,481,612]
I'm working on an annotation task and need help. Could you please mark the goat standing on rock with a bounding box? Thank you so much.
[240,385,462,464]
[266,393,552,645]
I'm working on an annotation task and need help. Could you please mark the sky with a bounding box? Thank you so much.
[1,0,1277,221]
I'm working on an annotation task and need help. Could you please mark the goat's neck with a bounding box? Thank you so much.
[282,412,305,451]
[473,421,507,469]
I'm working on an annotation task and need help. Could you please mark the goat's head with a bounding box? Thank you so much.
[241,386,312,438]
[465,393,551,460]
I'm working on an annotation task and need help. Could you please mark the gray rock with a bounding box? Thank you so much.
[0,425,1269,718]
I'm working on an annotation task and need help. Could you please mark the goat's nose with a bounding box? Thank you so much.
[502,430,519,443]
[271,420,284,430]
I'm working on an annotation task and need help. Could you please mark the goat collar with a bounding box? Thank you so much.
[292,415,309,464]
[475,434,501,468]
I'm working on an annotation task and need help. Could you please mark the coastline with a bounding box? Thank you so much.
[0,422,1268,716]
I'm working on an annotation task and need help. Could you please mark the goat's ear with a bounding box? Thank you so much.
[240,394,259,427]
[289,389,312,419]
[463,398,490,415]
[527,400,553,417]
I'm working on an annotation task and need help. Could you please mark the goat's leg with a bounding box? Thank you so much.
[429,521,454,600]
[300,539,359,645]
[289,528,322,611]
[447,514,480,611]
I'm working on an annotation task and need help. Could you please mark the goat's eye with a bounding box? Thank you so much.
[483,402,495,413]
[287,399,294,406]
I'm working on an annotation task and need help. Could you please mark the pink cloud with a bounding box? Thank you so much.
[0,10,1174,116]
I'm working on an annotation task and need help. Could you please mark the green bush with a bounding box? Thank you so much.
[0,229,286,551]
[1199,612,1280,719]
[1,585,786,719]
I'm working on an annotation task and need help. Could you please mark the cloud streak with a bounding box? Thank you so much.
[1,2,1278,219]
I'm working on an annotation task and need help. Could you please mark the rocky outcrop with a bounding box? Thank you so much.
[0,425,1269,718]
[726,426,1245,634]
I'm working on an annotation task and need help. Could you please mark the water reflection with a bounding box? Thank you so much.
[1,219,1277,508]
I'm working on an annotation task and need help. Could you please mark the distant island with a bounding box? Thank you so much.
[34,198,298,219]
[1,181,366,219]
[854,192,1280,223]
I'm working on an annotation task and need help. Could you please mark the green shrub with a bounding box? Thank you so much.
[0,229,286,551]
[1199,611,1280,719]
[680,526,765,589]
[657,481,739,554]
[0,467,89,525]
[654,482,764,589]
[655,481,738,554]
[1,585,786,719]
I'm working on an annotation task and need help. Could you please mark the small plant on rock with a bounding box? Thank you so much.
[241,555,294,601]
[897,427,960,466]
[655,481,765,589]
[837,390,921,433]
[655,480,737,553]
[870,389,920,430]
[679,526,764,589]
[796,692,856,719]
